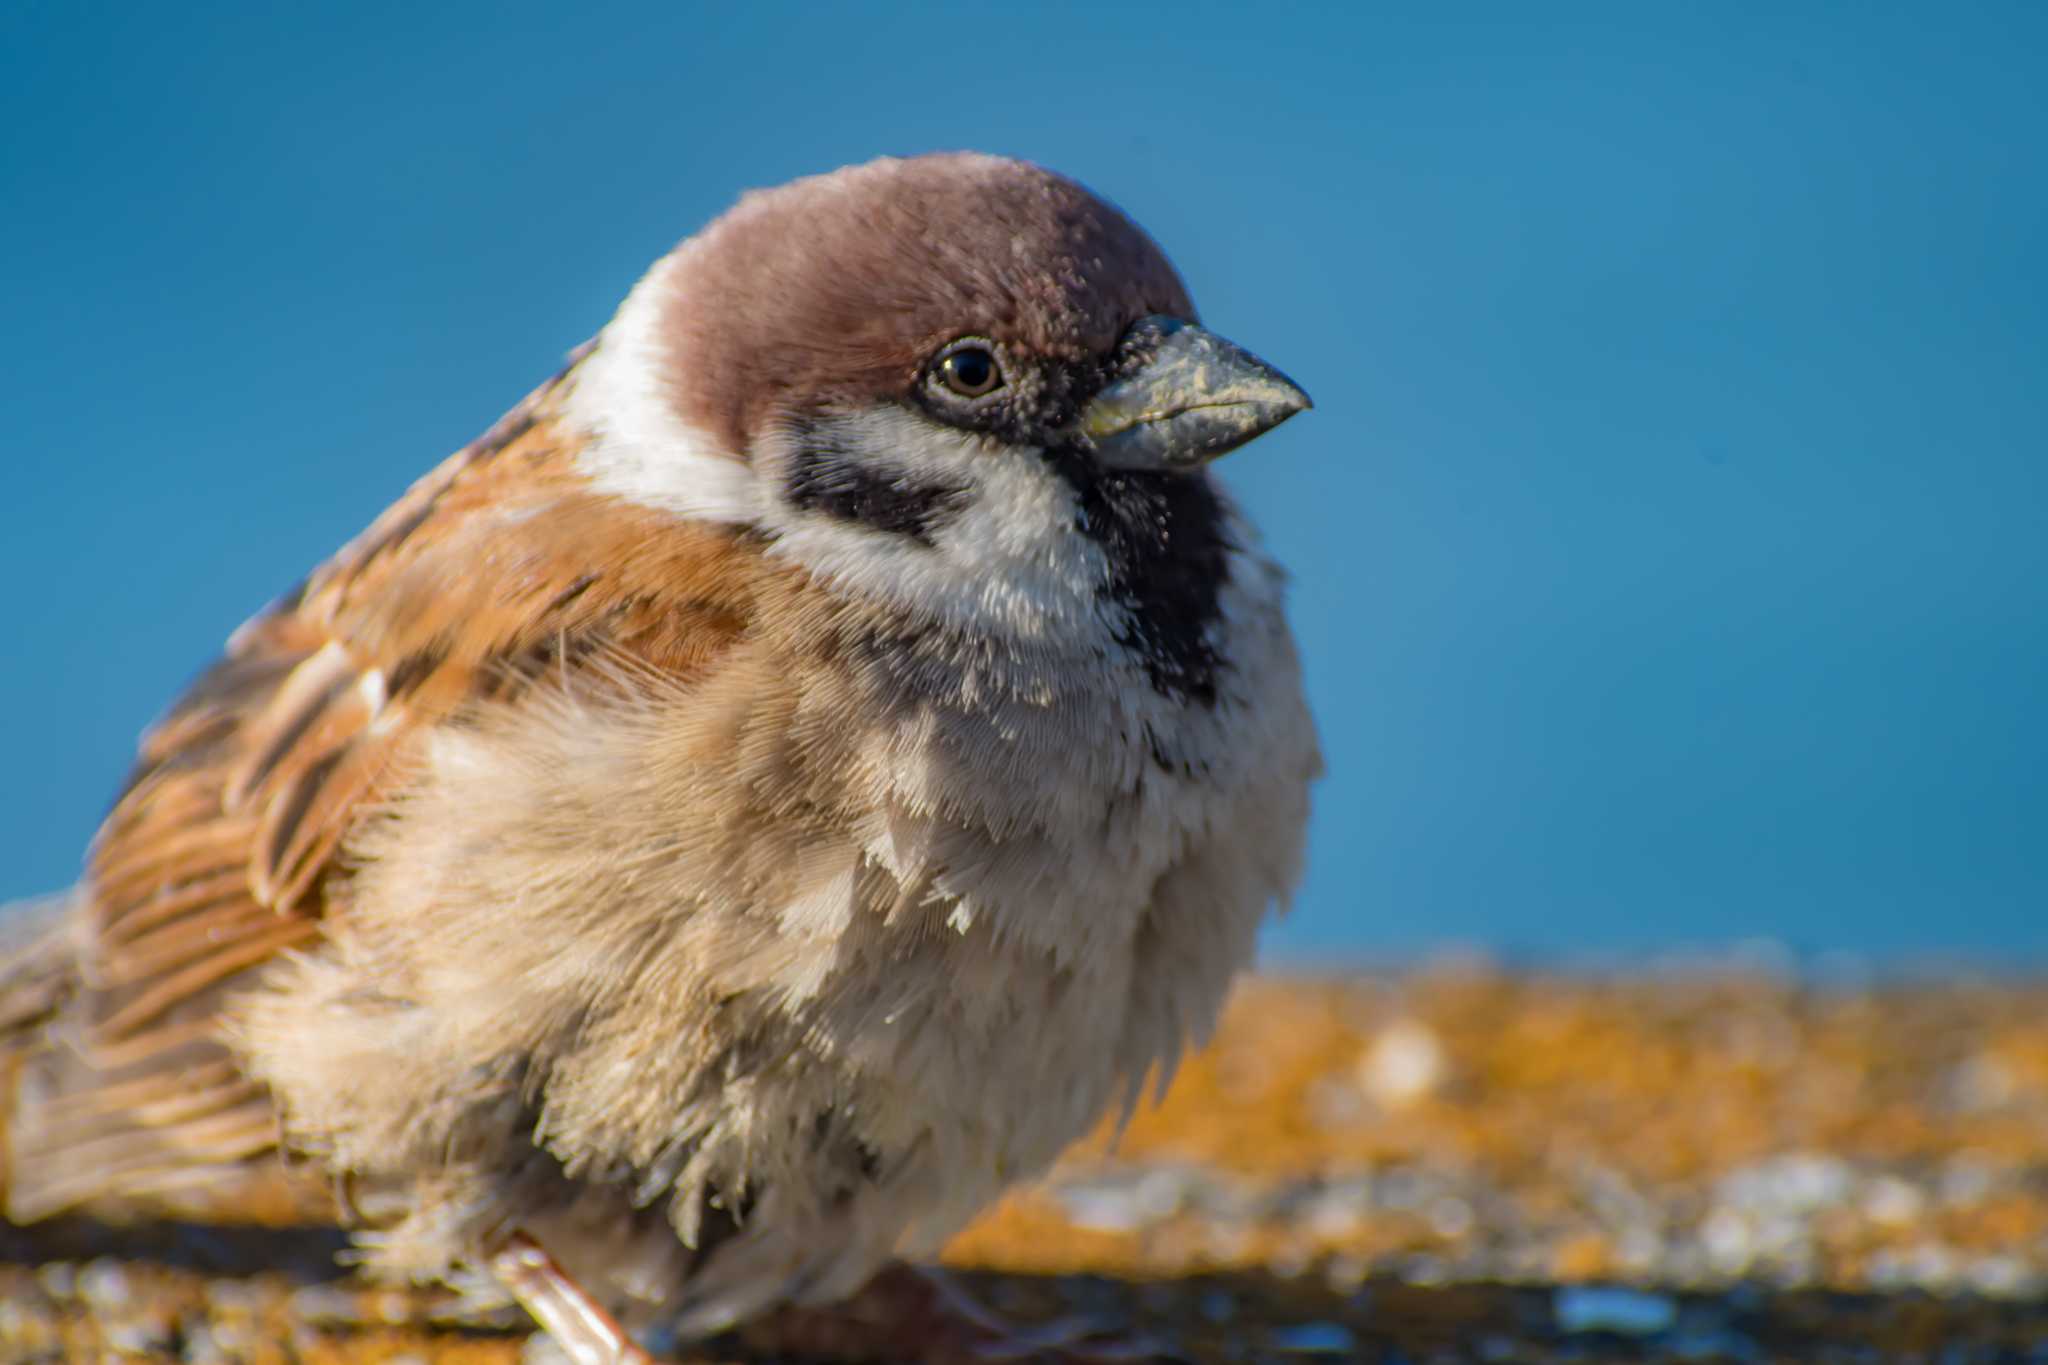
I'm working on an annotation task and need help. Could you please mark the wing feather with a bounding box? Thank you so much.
[5,358,762,1221]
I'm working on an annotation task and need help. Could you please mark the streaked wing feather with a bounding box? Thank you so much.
[6,358,760,1221]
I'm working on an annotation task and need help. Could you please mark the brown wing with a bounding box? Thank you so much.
[4,361,761,1223]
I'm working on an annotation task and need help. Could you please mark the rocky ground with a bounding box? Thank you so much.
[9,963,2048,1362]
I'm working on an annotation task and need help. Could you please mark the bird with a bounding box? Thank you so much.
[0,152,1320,1362]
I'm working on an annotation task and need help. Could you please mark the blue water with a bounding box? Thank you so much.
[3,4,2043,965]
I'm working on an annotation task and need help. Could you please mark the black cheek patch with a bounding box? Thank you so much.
[783,432,971,547]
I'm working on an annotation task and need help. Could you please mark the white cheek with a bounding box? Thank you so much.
[755,408,1116,647]
[561,255,1115,650]
[564,242,762,524]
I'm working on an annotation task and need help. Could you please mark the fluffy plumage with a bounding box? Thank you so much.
[0,153,1319,1354]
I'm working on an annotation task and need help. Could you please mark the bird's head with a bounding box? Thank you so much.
[567,153,1310,675]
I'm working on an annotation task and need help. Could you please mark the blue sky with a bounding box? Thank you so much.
[3,3,2043,963]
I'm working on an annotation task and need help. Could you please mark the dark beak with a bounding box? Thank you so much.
[1075,316,1312,471]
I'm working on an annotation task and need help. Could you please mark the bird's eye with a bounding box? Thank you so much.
[935,344,1003,399]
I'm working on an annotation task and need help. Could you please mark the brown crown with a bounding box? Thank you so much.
[655,153,1196,455]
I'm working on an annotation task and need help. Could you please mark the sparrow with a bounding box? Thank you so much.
[0,153,1319,1362]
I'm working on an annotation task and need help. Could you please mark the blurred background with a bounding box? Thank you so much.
[2,3,2042,967]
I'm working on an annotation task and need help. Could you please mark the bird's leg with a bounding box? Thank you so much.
[490,1230,656,1365]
